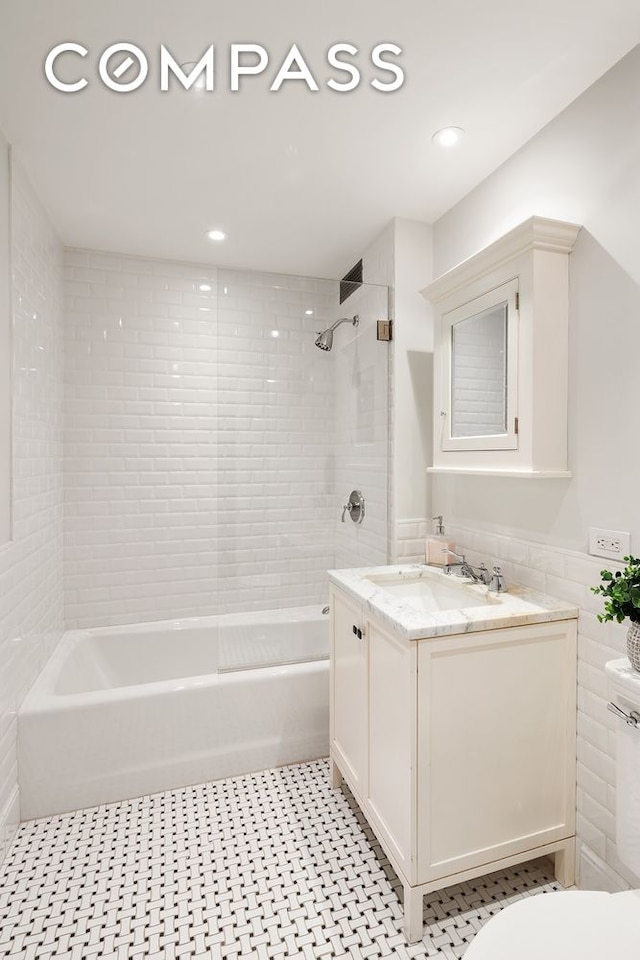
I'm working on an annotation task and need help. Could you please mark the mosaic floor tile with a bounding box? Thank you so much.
[0,759,561,958]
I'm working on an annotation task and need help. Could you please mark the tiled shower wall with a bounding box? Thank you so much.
[64,252,358,626]
[64,251,221,627]
[215,269,337,612]
[0,165,64,862]
[396,518,634,892]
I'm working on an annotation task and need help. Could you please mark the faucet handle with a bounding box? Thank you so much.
[444,548,466,562]
[489,566,507,593]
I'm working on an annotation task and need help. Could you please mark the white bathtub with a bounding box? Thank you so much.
[18,606,329,819]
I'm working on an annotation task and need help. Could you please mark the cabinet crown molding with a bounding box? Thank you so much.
[421,216,581,304]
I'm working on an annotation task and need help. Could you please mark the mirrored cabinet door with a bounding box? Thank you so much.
[422,216,580,477]
[442,279,518,451]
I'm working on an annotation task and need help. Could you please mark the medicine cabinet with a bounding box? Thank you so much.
[422,216,581,477]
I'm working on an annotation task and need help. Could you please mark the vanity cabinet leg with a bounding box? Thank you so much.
[330,758,343,789]
[554,838,576,888]
[403,884,424,944]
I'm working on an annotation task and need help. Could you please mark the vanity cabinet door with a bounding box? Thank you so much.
[366,618,417,881]
[330,588,368,796]
[416,620,577,883]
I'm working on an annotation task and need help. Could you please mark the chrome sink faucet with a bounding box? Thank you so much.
[443,550,508,592]
[443,550,491,585]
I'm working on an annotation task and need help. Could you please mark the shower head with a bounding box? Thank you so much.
[314,329,334,351]
[314,315,359,351]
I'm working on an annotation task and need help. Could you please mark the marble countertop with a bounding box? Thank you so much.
[328,564,579,641]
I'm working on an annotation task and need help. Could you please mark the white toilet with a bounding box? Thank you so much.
[467,657,640,958]
[464,889,640,959]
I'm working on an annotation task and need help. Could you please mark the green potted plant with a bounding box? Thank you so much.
[591,555,640,671]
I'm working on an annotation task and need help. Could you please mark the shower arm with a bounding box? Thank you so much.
[328,316,358,333]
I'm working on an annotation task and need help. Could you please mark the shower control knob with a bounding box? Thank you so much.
[341,490,365,524]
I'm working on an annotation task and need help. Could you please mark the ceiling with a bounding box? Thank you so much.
[0,0,639,278]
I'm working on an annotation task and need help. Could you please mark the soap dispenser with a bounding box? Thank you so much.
[425,516,456,566]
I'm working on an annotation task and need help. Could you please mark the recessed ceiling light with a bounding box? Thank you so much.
[199,283,212,292]
[270,330,280,338]
[305,309,314,316]
[207,229,227,241]
[432,126,465,148]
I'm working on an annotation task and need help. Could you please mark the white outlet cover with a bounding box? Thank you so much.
[588,527,631,562]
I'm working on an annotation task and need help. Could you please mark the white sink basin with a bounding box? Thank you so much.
[365,572,497,612]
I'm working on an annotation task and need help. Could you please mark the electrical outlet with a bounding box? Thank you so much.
[588,527,631,562]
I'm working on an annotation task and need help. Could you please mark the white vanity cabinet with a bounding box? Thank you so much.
[329,582,577,944]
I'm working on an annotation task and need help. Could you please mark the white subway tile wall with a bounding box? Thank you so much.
[64,251,221,627]
[216,269,338,612]
[65,254,388,626]
[396,518,635,891]
[0,165,64,864]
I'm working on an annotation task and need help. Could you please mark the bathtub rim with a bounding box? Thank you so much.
[20,605,328,714]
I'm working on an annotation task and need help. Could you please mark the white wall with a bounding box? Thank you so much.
[432,45,640,553]
[393,220,433,523]
[359,218,433,549]
[0,160,64,863]
[430,45,640,889]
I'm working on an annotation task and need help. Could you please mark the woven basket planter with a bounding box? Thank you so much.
[627,620,640,672]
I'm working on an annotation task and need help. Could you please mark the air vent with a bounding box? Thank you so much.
[340,259,363,304]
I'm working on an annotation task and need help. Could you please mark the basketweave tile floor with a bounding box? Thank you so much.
[0,758,562,959]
